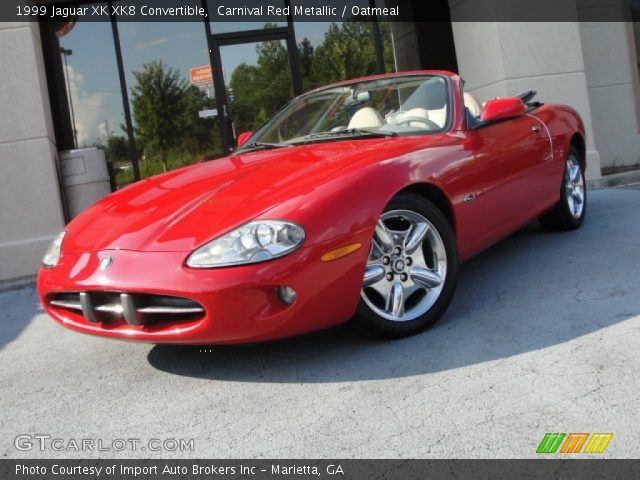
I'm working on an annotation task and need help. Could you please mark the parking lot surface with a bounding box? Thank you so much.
[1,188,639,458]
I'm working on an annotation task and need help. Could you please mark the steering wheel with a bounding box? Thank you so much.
[395,116,440,130]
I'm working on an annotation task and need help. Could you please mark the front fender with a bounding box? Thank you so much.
[261,135,470,318]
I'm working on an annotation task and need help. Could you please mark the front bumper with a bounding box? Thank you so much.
[37,244,367,344]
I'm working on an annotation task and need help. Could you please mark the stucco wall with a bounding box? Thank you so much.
[0,22,65,284]
[449,0,603,179]
[579,20,640,171]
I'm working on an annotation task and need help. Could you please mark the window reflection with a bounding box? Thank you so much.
[48,1,393,186]
[57,8,130,186]
[220,39,294,136]
[116,16,221,181]
[294,18,394,92]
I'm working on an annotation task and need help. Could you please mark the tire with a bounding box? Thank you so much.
[355,192,459,339]
[539,146,586,231]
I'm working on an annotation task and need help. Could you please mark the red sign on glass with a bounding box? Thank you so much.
[190,65,213,84]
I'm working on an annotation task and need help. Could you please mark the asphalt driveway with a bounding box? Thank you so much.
[1,188,639,458]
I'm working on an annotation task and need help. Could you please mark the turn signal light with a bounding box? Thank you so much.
[320,242,362,262]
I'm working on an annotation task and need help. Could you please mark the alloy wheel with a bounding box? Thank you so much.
[361,209,447,322]
[565,154,585,219]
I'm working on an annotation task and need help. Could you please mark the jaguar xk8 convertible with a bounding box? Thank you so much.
[38,71,587,344]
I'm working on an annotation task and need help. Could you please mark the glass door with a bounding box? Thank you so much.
[209,26,302,152]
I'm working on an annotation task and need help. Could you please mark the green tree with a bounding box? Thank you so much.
[311,21,380,86]
[130,61,187,172]
[180,85,219,156]
[229,36,293,134]
[298,38,315,91]
[228,63,261,134]
[379,21,395,74]
[103,134,129,165]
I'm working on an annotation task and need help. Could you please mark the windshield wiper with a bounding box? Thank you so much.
[305,128,398,140]
[239,141,293,151]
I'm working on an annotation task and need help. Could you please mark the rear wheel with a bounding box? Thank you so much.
[539,146,586,231]
[356,193,458,338]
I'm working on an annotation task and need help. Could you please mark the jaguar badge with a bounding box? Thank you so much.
[99,256,113,271]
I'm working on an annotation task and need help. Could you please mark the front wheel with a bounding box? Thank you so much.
[539,146,586,231]
[355,193,459,338]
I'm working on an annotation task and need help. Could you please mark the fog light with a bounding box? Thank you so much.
[277,286,297,305]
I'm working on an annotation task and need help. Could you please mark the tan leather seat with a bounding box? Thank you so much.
[464,92,482,118]
[348,107,384,130]
[387,107,430,128]
[426,106,447,128]
[387,107,447,129]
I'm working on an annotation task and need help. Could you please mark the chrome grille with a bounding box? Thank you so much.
[49,292,204,326]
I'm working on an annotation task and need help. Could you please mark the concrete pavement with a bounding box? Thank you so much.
[1,188,639,459]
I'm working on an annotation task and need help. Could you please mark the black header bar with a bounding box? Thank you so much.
[0,0,638,23]
[3,459,640,480]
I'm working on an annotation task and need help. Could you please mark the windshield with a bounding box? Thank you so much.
[241,75,451,148]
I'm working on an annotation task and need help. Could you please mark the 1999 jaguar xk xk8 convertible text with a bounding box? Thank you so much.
[38,71,587,344]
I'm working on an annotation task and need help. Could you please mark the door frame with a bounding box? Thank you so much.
[203,1,302,153]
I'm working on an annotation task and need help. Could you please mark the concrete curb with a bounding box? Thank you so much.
[0,275,36,292]
[588,169,640,189]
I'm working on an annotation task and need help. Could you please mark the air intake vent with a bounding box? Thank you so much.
[49,292,204,326]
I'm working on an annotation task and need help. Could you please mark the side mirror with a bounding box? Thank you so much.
[237,131,253,147]
[480,98,524,122]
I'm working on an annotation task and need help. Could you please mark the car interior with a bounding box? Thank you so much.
[250,76,500,145]
[345,81,485,132]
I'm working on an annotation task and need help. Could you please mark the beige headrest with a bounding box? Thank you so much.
[464,92,482,118]
[348,107,384,130]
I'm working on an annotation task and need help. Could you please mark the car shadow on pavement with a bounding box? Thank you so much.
[0,285,41,352]
[147,190,640,383]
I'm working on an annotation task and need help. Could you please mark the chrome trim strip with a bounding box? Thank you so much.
[49,299,82,311]
[137,306,204,314]
[94,303,124,314]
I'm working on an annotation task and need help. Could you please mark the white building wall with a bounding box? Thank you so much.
[449,0,603,180]
[0,22,65,284]
[579,20,640,171]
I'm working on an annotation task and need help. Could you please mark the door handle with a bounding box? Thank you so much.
[531,125,541,133]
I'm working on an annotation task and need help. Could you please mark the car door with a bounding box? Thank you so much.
[468,114,552,237]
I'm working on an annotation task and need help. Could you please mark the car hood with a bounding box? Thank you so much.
[63,136,447,253]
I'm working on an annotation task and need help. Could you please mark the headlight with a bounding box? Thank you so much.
[42,232,66,268]
[186,220,305,268]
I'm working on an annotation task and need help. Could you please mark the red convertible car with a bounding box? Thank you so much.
[38,71,587,344]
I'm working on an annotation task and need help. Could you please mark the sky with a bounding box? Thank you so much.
[60,20,333,147]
